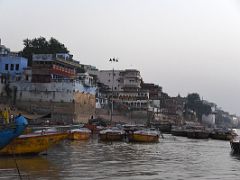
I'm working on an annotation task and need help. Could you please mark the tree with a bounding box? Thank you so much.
[19,37,69,66]
[185,93,212,120]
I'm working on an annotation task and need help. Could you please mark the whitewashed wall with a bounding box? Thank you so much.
[10,81,96,103]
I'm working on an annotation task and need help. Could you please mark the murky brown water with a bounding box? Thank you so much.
[1,134,240,180]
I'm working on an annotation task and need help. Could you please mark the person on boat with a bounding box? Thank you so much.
[10,114,14,123]
[3,108,9,124]
[0,108,3,124]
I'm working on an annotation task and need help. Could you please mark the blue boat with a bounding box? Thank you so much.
[0,115,28,149]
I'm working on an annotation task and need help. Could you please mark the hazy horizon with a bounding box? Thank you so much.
[1,0,240,115]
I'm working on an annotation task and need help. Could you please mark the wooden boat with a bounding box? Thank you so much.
[68,128,91,140]
[151,122,172,133]
[99,127,125,141]
[84,124,104,134]
[187,130,209,139]
[171,126,188,137]
[128,129,160,143]
[0,131,68,155]
[0,115,28,149]
[172,122,209,139]
[210,129,237,141]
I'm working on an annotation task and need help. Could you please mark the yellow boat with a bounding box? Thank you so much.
[0,131,68,155]
[128,129,160,143]
[99,127,125,141]
[68,128,91,140]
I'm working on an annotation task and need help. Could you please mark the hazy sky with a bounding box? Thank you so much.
[0,0,240,115]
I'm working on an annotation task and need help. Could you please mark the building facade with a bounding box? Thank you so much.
[0,41,28,96]
[31,53,81,83]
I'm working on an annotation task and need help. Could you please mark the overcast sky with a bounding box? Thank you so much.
[0,0,240,115]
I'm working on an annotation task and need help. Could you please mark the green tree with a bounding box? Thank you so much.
[185,93,212,120]
[19,37,69,66]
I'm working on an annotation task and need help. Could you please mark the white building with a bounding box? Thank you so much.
[88,69,142,93]
[119,69,142,92]
[88,69,123,92]
[202,114,215,126]
[201,100,217,126]
[77,72,94,87]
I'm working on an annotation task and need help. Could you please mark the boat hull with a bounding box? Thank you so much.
[0,132,68,155]
[0,116,28,149]
[187,131,209,139]
[171,130,188,137]
[69,132,91,140]
[211,133,233,141]
[99,133,124,141]
[129,134,159,143]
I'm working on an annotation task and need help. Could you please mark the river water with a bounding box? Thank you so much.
[0,134,240,180]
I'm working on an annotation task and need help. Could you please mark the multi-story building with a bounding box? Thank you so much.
[141,83,162,100]
[89,68,153,111]
[119,69,141,92]
[201,100,217,127]
[5,53,97,124]
[31,53,83,83]
[0,56,28,81]
[77,72,94,87]
[88,69,142,93]
[88,69,123,93]
[0,41,28,96]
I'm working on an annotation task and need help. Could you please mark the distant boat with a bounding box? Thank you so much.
[210,129,237,141]
[99,127,125,141]
[171,126,188,137]
[187,130,210,139]
[0,115,28,149]
[172,123,210,139]
[68,128,91,140]
[128,129,160,143]
[0,131,68,155]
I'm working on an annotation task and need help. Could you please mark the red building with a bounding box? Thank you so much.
[31,53,81,83]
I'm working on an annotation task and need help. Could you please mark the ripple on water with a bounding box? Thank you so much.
[1,136,240,180]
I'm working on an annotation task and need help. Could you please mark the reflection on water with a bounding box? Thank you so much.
[0,155,60,180]
[1,135,240,179]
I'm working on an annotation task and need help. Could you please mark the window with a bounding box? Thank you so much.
[5,64,8,70]
[10,64,14,71]
[15,64,19,71]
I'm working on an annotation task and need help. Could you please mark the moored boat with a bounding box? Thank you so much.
[0,115,28,149]
[210,129,237,141]
[128,129,160,143]
[99,127,125,141]
[0,131,68,155]
[171,126,188,137]
[187,130,209,139]
[68,128,91,140]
